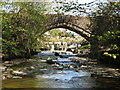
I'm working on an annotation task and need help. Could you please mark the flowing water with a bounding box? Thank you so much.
[2,52,120,89]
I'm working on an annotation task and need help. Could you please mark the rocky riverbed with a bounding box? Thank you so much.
[1,56,120,80]
[1,53,120,89]
[69,57,120,78]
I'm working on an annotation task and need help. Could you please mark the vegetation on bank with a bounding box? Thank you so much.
[1,2,48,60]
[90,2,120,61]
[90,1,120,65]
[55,0,120,65]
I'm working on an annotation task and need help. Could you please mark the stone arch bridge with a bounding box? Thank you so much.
[43,14,92,41]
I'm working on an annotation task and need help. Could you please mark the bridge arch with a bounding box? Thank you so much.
[43,14,91,41]
[42,23,91,41]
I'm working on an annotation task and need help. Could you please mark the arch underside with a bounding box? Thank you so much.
[46,24,91,41]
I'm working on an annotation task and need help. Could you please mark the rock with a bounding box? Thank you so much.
[0,66,7,71]
[69,65,74,69]
[15,62,21,65]
[38,66,45,69]
[4,61,10,64]
[2,71,13,79]
[76,70,82,72]
[12,70,27,76]
[2,76,6,80]
[116,69,120,71]
[104,75,115,78]
[73,65,78,68]
[29,59,34,61]
[56,71,63,74]
[90,71,112,78]
[46,60,55,64]
[69,57,88,65]
[52,64,60,67]
[5,64,13,67]
[63,65,69,68]
[3,72,8,77]
[81,65,88,68]
[46,57,55,64]
[57,66,63,70]
[87,66,92,68]
[12,76,22,79]
[91,73,96,77]
[54,52,60,56]
[7,68,13,71]
[88,62,97,65]
[30,66,35,69]
[39,60,46,62]
[39,69,47,71]
[55,79,59,81]
[7,75,12,78]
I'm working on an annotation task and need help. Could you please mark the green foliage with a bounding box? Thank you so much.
[91,1,120,16]
[54,0,95,16]
[2,2,48,58]
[47,29,75,38]
[78,44,90,51]
[104,52,119,59]
[55,0,120,61]
[78,40,90,51]
[91,1,120,60]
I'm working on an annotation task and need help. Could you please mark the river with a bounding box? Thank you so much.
[2,52,120,89]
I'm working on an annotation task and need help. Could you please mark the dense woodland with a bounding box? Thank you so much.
[1,1,120,65]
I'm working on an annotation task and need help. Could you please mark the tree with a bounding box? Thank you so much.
[54,0,120,63]
[90,1,120,61]
[2,2,48,59]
